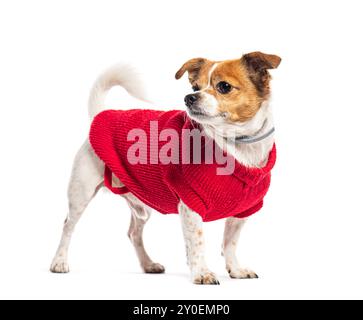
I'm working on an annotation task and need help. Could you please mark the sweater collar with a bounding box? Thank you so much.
[232,143,277,186]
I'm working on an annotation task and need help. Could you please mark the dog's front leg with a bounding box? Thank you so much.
[222,217,258,279]
[178,201,219,285]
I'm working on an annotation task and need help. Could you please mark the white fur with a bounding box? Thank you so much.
[222,217,258,278]
[51,63,273,284]
[203,102,274,167]
[198,93,219,117]
[179,201,219,284]
[125,193,165,273]
[200,63,220,116]
[188,63,220,118]
[88,64,149,119]
[50,140,104,273]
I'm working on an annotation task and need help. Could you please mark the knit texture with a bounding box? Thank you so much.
[89,109,276,222]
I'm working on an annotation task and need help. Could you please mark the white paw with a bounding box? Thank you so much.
[193,271,220,285]
[228,267,258,279]
[50,258,70,273]
[143,262,165,274]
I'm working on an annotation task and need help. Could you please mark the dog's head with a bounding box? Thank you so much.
[175,52,281,127]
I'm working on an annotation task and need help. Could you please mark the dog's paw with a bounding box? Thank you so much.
[50,259,70,273]
[228,267,258,279]
[193,271,220,285]
[143,262,165,274]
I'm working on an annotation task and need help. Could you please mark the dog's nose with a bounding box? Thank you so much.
[184,94,199,107]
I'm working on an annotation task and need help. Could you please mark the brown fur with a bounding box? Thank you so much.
[241,51,281,98]
[175,58,215,89]
[205,59,263,122]
[176,52,281,123]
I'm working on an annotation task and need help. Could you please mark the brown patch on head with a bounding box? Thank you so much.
[202,52,280,122]
[176,52,280,123]
[203,59,263,122]
[175,58,215,90]
[197,229,203,237]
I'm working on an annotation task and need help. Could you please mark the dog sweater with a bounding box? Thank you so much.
[89,109,276,222]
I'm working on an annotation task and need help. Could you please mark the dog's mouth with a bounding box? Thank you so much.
[186,109,211,124]
[186,108,225,123]
[186,105,210,117]
[188,109,207,117]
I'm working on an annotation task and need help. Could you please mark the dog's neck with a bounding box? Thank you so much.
[202,102,274,168]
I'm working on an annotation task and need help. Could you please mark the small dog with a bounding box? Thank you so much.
[50,52,281,284]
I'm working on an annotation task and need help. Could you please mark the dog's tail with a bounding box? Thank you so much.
[88,64,149,119]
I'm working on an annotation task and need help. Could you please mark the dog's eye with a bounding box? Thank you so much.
[216,81,232,94]
[192,85,200,92]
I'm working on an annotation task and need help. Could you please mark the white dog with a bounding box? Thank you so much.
[51,52,281,284]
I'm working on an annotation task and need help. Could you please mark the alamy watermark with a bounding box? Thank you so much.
[126,121,235,175]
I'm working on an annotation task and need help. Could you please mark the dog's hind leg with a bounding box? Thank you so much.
[124,194,165,274]
[50,140,104,273]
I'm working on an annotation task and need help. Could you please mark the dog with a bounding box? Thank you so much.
[50,52,281,284]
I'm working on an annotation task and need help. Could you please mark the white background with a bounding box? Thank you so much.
[0,0,362,300]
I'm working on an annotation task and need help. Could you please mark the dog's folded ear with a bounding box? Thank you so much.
[175,58,207,80]
[242,52,281,72]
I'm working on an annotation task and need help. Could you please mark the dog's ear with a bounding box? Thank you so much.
[242,51,281,72]
[175,58,207,81]
[241,52,281,96]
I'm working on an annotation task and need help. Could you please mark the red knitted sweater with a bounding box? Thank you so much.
[89,109,276,222]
